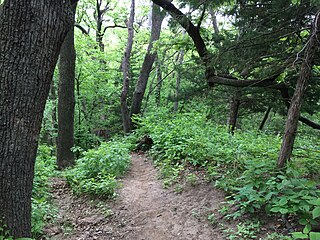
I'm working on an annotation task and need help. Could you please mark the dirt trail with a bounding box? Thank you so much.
[45,153,225,240]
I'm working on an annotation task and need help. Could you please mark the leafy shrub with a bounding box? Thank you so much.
[65,140,131,197]
[134,111,216,166]
[232,163,320,217]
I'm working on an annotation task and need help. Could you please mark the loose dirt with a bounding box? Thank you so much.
[44,153,226,240]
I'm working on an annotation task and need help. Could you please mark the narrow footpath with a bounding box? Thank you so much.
[44,153,225,240]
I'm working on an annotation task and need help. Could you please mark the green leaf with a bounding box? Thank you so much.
[310,232,320,240]
[299,219,308,225]
[291,232,309,239]
[278,198,288,206]
[303,224,311,234]
[312,207,320,219]
[316,199,320,206]
[279,208,289,214]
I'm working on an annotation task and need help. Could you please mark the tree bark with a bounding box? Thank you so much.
[57,3,77,169]
[130,3,165,116]
[277,11,320,168]
[120,0,135,133]
[259,107,272,131]
[0,0,74,237]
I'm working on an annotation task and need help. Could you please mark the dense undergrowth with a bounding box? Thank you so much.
[26,140,131,239]
[29,109,319,239]
[133,109,320,239]
[65,139,131,197]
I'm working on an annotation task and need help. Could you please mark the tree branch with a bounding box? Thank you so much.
[208,74,285,90]
[280,85,320,130]
[299,116,320,129]
[74,23,89,35]
[197,5,206,30]
[152,0,208,60]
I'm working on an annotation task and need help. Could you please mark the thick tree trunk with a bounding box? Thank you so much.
[130,3,165,116]
[0,0,74,237]
[57,4,77,169]
[259,107,272,131]
[120,0,135,133]
[277,11,320,168]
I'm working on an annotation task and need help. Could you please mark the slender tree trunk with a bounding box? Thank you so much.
[228,92,241,134]
[0,0,74,237]
[155,56,163,106]
[76,73,82,131]
[57,4,77,169]
[259,107,272,131]
[277,11,320,168]
[209,9,220,34]
[143,72,157,113]
[173,50,185,112]
[130,3,165,116]
[50,79,58,145]
[120,0,135,133]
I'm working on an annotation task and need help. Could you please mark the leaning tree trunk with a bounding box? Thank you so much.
[130,3,165,116]
[277,11,320,168]
[57,3,77,169]
[258,107,272,131]
[120,0,135,133]
[0,0,74,237]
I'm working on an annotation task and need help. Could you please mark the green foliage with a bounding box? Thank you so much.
[264,233,293,240]
[292,198,320,240]
[228,156,320,218]
[0,220,11,240]
[220,221,260,240]
[134,109,320,235]
[32,145,57,238]
[134,110,216,167]
[65,140,131,197]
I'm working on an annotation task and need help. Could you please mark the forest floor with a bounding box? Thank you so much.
[43,153,229,240]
